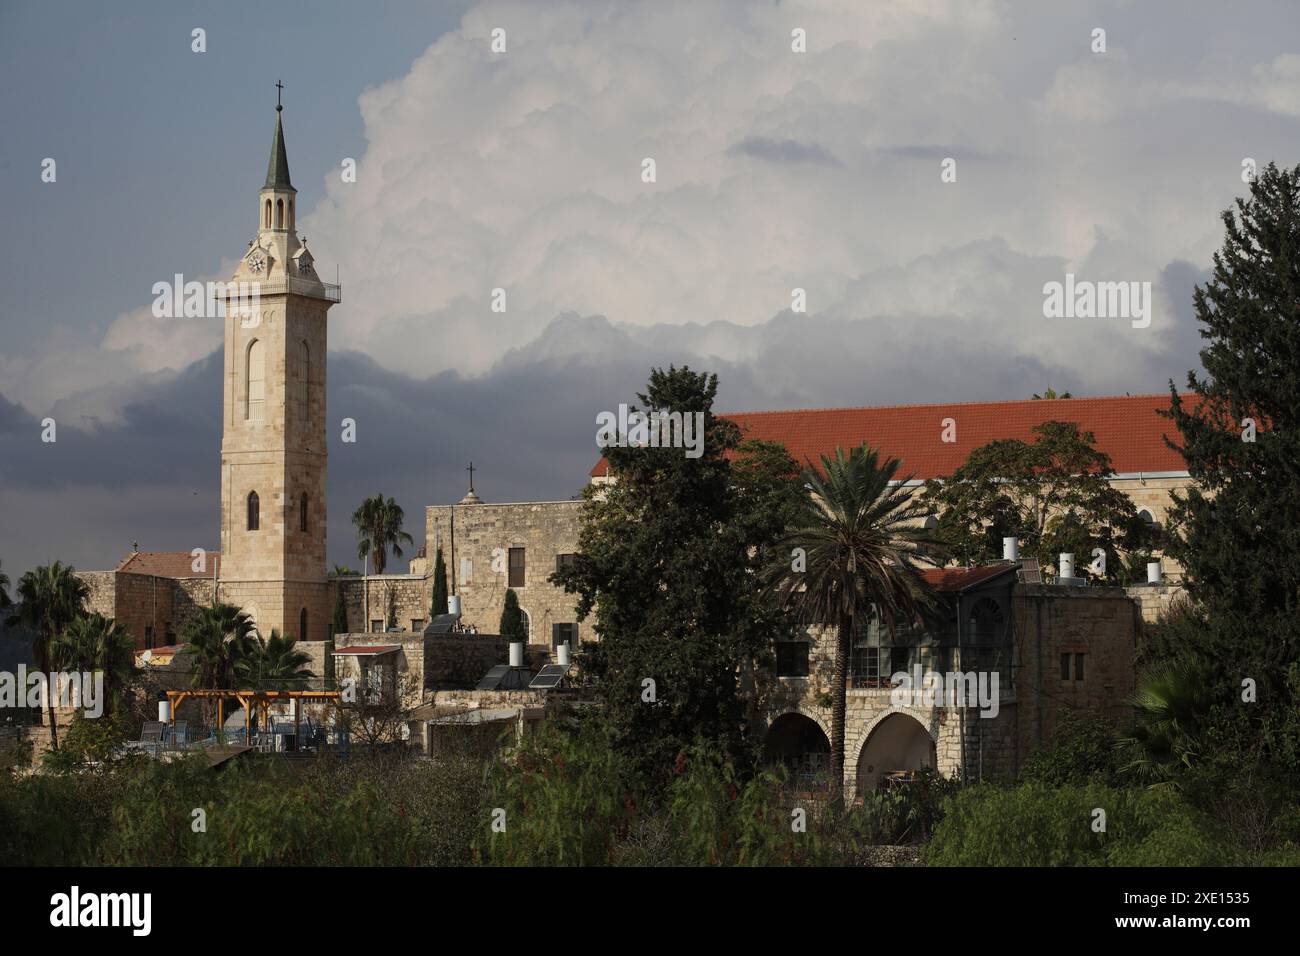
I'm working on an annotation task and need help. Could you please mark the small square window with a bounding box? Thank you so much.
[370,619,383,634]
[411,619,425,633]
[776,642,810,678]
[555,553,576,574]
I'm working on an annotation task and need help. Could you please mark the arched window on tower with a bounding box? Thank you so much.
[247,491,260,531]
[289,199,295,230]
[275,198,284,229]
[299,608,308,642]
[299,340,310,410]
[300,494,308,533]
[264,199,271,228]
[246,339,265,421]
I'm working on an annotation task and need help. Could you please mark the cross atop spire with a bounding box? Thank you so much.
[276,79,284,112]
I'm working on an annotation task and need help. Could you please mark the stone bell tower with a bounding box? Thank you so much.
[217,88,340,642]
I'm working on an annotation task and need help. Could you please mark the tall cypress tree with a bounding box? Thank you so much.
[499,588,525,642]
[430,547,449,618]
[1165,162,1300,715]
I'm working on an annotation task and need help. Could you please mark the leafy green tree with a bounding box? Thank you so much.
[920,421,1152,580]
[1031,388,1072,400]
[50,612,135,715]
[9,562,89,747]
[1019,710,1122,787]
[351,494,413,575]
[499,589,525,642]
[762,445,935,800]
[552,367,800,784]
[430,547,449,619]
[234,629,313,690]
[1163,161,1300,722]
[0,559,11,609]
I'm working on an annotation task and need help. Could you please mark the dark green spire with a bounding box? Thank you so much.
[264,98,294,191]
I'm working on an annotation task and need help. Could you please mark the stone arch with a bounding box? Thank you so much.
[264,198,271,228]
[763,711,832,792]
[245,338,265,421]
[854,709,938,796]
[275,198,284,229]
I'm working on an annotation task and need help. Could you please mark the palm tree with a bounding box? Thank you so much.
[9,562,89,746]
[352,494,413,575]
[762,444,936,800]
[1118,662,1212,790]
[0,559,12,609]
[234,629,313,690]
[50,612,135,715]
[182,603,256,727]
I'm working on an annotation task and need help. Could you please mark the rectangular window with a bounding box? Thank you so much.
[776,642,810,678]
[1060,653,1071,681]
[460,557,472,585]
[552,622,578,651]
[508,547,526,588]
[145,625,155,650]
[370,619,383,634]
[890,646,910,678]
[555,553,576,573]
[1074,653,1085,682]
[411,619,425,634]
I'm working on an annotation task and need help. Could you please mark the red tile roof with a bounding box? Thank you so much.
[919,565,1018,592]
[331,644,402,656]
[590,393,1193,480]
[115,551,221,579]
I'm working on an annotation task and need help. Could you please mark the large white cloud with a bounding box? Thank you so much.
[291,0,1298,393]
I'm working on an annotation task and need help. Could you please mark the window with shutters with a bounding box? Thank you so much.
[508,547,526,587]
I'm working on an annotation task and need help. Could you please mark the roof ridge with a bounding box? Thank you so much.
[717,392,1191,418]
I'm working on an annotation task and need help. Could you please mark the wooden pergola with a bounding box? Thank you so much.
[165,689,342,745]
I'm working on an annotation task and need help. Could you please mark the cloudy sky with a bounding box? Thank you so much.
[1,0,1297,580]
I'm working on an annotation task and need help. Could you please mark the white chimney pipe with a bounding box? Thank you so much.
[1147,561,1163,585]
[557,642,571,667]
[1002,536,1020,561]
[509,642,523,667]
[158,700,171,724]
[448,594,461,619]
[1059,553,1075,579]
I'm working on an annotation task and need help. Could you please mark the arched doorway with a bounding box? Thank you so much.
[856,713,936,795]
[764,713,831,792]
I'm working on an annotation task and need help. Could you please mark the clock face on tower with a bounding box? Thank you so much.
[247,249,267,276]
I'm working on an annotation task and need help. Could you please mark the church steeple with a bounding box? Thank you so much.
[265,82,294,191]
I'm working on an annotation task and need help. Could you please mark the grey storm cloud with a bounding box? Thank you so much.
[0,294,1209,581]
[728,136,843,167]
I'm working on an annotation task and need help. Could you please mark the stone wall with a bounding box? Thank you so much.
[336,575,432,635]
[761,581,1139,798]
[1125,583,1187,624]
[1011,584,1138,759]
[426,500,583,647]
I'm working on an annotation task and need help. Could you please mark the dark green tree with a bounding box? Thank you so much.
[50,612,135,716]
[552,366,803,785]
[430,547,449,618]
[10,562,89,746]
[499,588,525,642]
[920,421,1153,581]
[1163,162,1300,730]
[234,629,313,690]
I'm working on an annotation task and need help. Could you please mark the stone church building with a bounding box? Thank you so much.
[80,101,1191,796]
